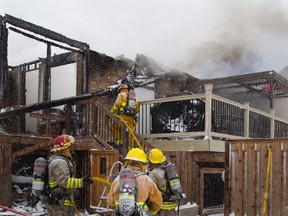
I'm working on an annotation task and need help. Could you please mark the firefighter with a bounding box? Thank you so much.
[148,149,177,216]
[46,135,92,216]
[110,83,139,148]
[107,148,162,215]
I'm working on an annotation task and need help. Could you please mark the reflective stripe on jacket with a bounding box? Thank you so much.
[107,165,162,214]
[110,91,139,115]
[161,201,177,210]
[48,153,83,206]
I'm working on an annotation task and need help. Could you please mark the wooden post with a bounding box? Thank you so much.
[244,102,250,138]
[44,43,51,101]
[0,15,8,100]
[0,142,12,206]
[64,104,73,135]
[204,84,213,140]
[269,109,275,138]
[224,141,231,216]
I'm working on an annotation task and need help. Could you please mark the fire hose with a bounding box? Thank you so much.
[0,205,30,216]
[116,115,143,150]
[91,177,112,187]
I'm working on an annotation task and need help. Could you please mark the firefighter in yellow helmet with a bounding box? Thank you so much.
[148,149,177,216]
[46,135,93,216]
[107,148,162,215]
[110,83,139,148]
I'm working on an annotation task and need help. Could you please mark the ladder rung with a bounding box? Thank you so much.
[100,196,107,200]
[111,174,118,178]
[95,209,108,214]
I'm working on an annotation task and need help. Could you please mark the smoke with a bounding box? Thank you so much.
[181,40,258,78]
[173,0,288,79]
[2,0,288,80]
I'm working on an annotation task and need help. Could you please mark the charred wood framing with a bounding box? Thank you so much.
[8,26,84,53]
[20,66,26,133]
[10,52,77,73]
[0,134,52,145]
[0,141,12,207]
[50,52,77,67]
[0,15,8,100]
[17,59,43,72]
[0,134,52,207]
[0,91,109,120]
[4,14,89,51]
[13,140,52,158]
[3,13,90,103]
[80,49,90,94]
[44,43,51,101]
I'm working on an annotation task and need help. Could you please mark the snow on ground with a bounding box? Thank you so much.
[7,200,236,216]
[8,200,118,216]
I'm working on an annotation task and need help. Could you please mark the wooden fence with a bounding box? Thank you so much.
[225,139,288,216]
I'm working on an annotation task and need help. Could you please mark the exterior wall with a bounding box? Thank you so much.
[87,50,128,108]
[156,72,198,98]
[134,85,155,101]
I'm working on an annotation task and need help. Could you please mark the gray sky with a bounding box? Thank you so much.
[2,0,288,79]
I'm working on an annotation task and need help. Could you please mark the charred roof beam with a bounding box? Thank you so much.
[4,14,89,51]
[9,26,84,53]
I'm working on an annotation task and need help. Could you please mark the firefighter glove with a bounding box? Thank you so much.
[82,176,93,188]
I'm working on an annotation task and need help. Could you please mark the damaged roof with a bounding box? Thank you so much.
[191,70,288,98]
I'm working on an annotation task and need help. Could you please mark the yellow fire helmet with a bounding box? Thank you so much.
[148,148,166,164]
[124,148,148,163]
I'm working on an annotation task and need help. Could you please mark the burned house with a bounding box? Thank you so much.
[1,14,288,216]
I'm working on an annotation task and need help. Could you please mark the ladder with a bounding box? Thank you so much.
[95,161,123,215]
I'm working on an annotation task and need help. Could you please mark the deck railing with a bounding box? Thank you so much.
[136,84,288,141]
[90,100,154,155]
